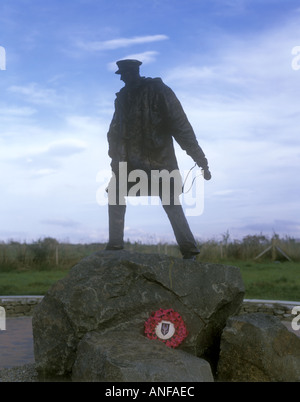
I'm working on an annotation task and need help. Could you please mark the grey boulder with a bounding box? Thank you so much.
[72,330,214,382]
[32,250,245,379]
[217,313,300,382]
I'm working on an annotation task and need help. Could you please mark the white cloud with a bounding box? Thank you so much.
[10,138,88,179]
[165,14,300,92]
[44,139,87,157]
[77,34,168,51]
[0,106,36,117]
[15,138,87,160]
[8,82,61,106]
[164,15,300,147]
[32,168,57,177]
[41,218,81,228]
[165,66,218,83]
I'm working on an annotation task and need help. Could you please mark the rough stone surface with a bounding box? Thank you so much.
[72,330,214,382]
[217,313,300,382]
[32,250,245,379]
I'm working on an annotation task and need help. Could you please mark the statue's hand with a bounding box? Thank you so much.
[202,167,212,181]
[197,157,212,180]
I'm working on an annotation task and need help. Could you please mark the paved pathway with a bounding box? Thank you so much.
[0,317,34,369]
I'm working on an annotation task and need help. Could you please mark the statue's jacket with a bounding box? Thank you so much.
[107,77,206,194]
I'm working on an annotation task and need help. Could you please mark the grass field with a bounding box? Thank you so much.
[0,236,299,301]
[225,260,300,301]
[0,270,67,296]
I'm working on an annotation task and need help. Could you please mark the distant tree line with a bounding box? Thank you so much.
[0,233,299,271]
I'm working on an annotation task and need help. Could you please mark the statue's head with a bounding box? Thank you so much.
[115,59,142,85]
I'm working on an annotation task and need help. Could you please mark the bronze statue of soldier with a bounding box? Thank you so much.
[105,59,211,259]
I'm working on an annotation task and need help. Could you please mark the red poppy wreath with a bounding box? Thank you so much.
[144,308,188,348]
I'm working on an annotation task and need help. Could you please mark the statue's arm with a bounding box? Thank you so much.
[161,86,211,177]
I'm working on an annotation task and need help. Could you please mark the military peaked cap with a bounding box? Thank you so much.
[115,59,142,74]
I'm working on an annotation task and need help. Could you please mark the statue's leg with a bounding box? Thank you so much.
[106,204,126,250]
[105,174,126,250]
[161,194,200,259]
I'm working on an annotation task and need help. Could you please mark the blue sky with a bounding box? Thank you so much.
[1,0,300,244]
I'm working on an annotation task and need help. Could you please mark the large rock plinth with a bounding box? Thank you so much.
[217,313,300,382]
[32,250,245,380]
